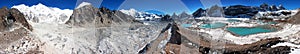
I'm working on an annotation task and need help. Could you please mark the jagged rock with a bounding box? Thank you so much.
[66,5,134,27]
[270,5,278,11]
[278,4,286,10]
[260,3,270,11]
[192,8,206,17]
[0,7,32,31]
[160,14,172,21]
[207,5,225,17]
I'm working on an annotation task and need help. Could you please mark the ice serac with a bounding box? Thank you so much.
[66,4,135,27]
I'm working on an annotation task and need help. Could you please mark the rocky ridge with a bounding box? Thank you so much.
[66,4,135,27]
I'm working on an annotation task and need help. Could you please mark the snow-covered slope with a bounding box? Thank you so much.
[254,10,298,20]
[11,3,73,24]
[120,8,161,21]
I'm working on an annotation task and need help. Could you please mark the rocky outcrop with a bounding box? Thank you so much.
[288,9,300,24]
[66,5,135,27]
[0,7,32,31]
[9,8,33,31]
[0,7,10,31]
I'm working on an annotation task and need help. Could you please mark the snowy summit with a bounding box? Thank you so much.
[11,3,73,24]
[76,2,92,9]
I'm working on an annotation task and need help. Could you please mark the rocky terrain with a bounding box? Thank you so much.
[1,2,300,54]
[0,7,40,53]
[288,9,300,24]
[66,4,135,27]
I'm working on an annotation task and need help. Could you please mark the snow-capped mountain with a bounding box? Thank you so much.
[120,8,162,21]
[11,3,73,24]
[254,10,298,20]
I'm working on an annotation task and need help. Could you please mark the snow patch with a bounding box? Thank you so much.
[271,42,300,54]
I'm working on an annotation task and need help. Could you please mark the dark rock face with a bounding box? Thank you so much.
[66,5,135,27]
[224,5,259,18]
[0,7,32,31]
[9,8,33,31]
[270,5,278,11]
[0,7,10,31]
[193,8,206,17]
[168,23,181,45]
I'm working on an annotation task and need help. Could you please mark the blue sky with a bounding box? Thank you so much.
[1,0,300,14]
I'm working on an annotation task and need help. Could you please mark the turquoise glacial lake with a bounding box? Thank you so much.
[200,22,226,29]
[227,26,277,36]
[181,24,192,28]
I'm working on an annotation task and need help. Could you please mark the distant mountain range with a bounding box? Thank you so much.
[193,3,290,18]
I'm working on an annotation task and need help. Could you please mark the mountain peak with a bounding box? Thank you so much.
[11,3,73,24]
[76,2,92,9]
